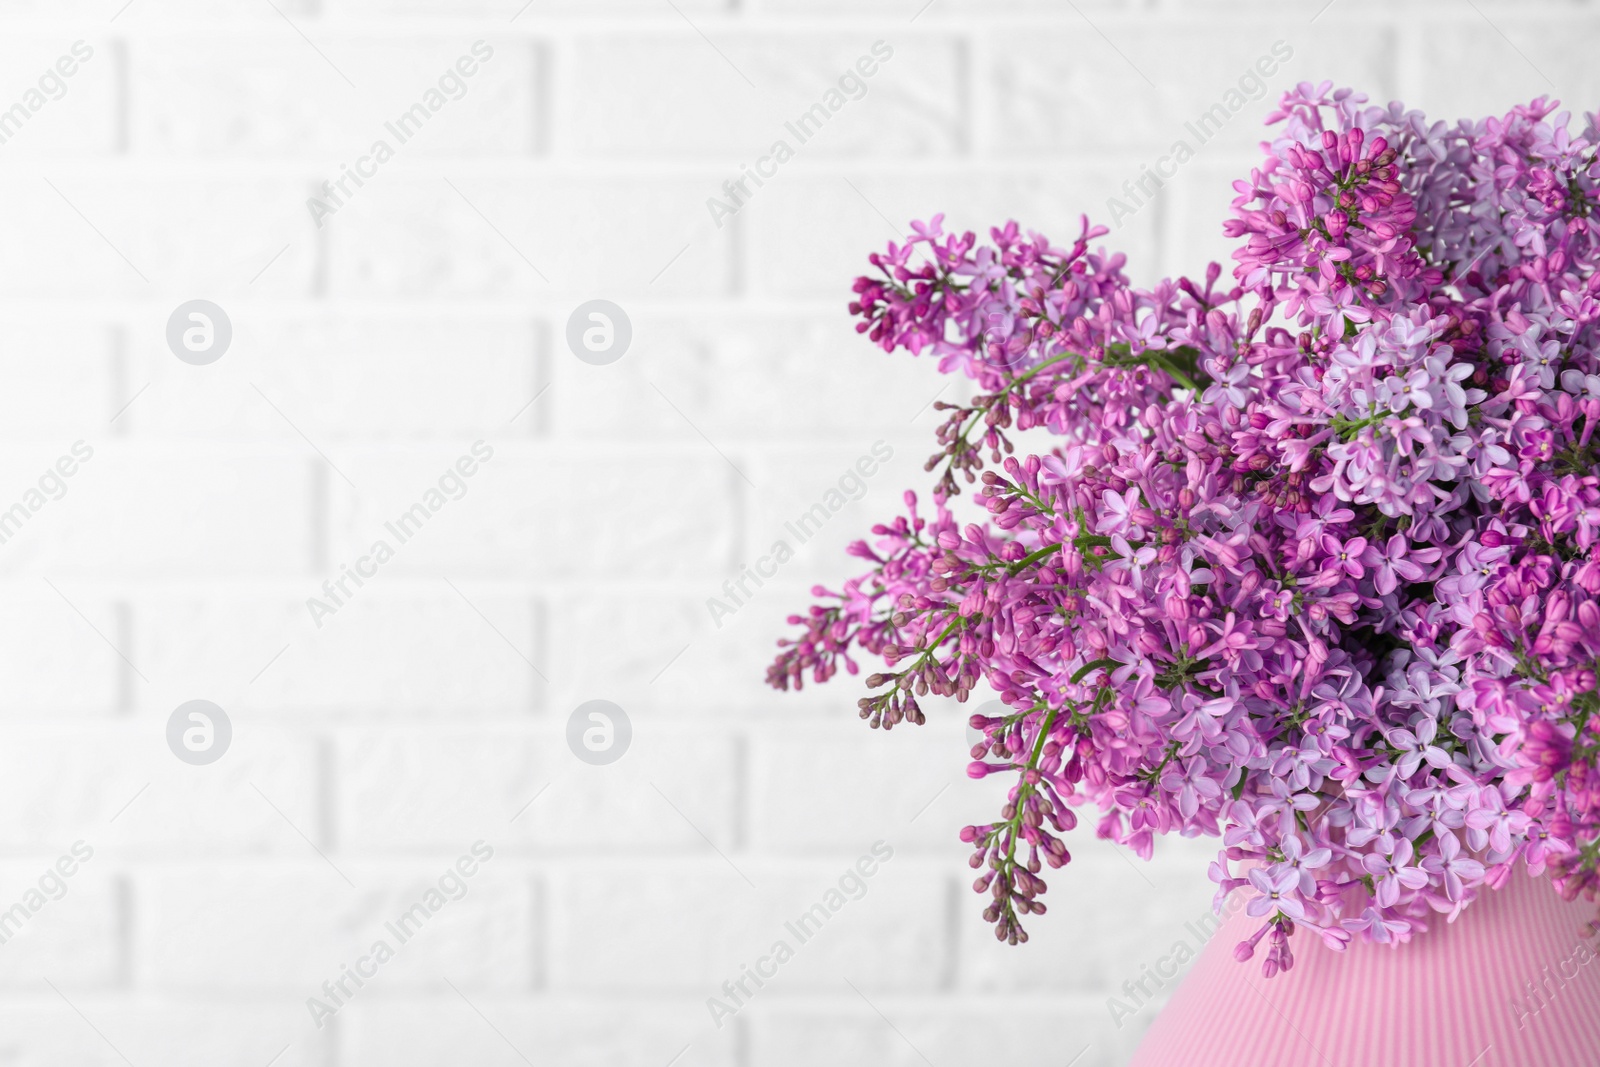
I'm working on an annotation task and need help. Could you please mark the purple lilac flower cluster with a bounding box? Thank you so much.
[766,83,1600,976]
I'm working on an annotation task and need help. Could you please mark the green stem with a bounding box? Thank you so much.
[955,349,1080,443]
[1007,543,1061,574]
[1148,352,1200,392]
[1000,700,1063,868]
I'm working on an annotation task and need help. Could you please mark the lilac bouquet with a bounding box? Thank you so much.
[767,83,1600,976]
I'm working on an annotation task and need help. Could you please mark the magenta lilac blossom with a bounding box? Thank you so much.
[766,83,1600,976]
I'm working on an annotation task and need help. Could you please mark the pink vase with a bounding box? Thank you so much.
[1129,871,1600,1067]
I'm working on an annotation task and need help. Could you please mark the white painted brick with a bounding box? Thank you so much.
[1414,20,1600,120]
[0,450,313,576]
[345,1000,737,1067]
[0,724,320,853]
[748,1000,1135,1067]
[4,178,320,299]
[742,439,926,584]
[569,33,963,158]
[544,572,960,723]
[335,727,739,850]
[702,593,878,711]
[0,584,121,715]
[953,836,1222,995]
[738,858,953,993]
[1168,159,1254,281]
[748,1011,901,1067]
[0,37,118,157]
[139,860,536,989]
[547,590,709,701]
[328,447,738,578]
[0,727,155,847]
[136,592,543,717]
[551,311,934,441]
[747,728,984,851]
[545,581,950,725]
[0,0,315,14]
[127,314,539,440]
[113,728,325,854]
[0,181,155,300]
[133,36,541,158]
[0,319,115,436]
[982,23,1397,159]
[332,0,727,12]
[761,0,1124,9]
[324,175,734,299]
[549,858,947,991]
[548,588,796,716]
[0,445,111,578]
[0,1005,328,1067]
[1175,0,1574,6]
[0,861,120,987]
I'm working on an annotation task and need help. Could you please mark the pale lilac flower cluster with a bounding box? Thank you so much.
[767,83,1600,975]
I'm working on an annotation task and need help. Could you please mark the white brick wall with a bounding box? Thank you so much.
[0,1,1583,1063]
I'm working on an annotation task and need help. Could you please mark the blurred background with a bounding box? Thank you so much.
[0,0,1588,1063]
